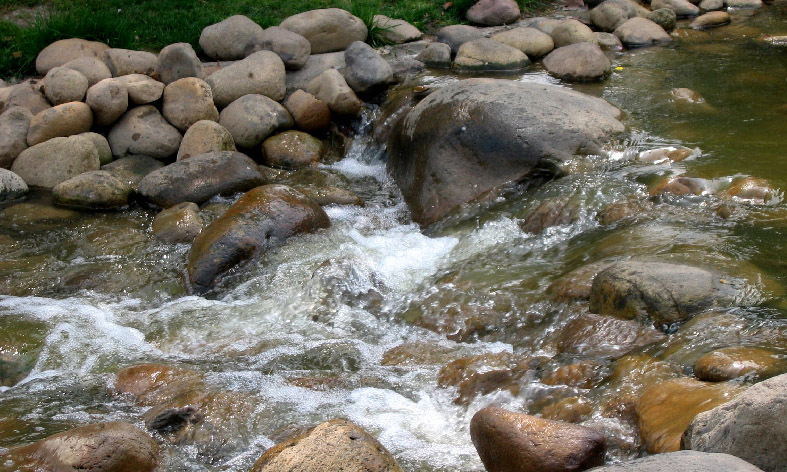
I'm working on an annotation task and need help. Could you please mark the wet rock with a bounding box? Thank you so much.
[541,397,594,423]
[690,11,730,28]
[543,42,611,82]
[648,8,678,31]
[52,170,132,210]
[285,51,345,93]
[86,78,129,127]
[415,42,452,68]
[2,82,50,116]
[7,422,159,472]
[694,347,786,382]
[548,261,614,302]
[589,261,735,330]
[650,176,708,196]
[699,0,725,10]
[557,313,666,359]
[0,168,28,201]
[283,89,331,132]
[614,17,672,48]
[0,316,45,386]
[306,69,362,116]
[587,450,765,471]
[250,419,402,471]
[467,0,520,26]
[520,197,580,233]
[387,79,623,226]
[118,74,165,105]
[274,168,364,206]
[652,0,700,17]
[343,41,393,95]
[636,378,742,453]
[177,120,236,160]
[107,105,182,159]
[541,360,602,389]
[27,101,93,146]
[590,0,643,32]
[207,51,286,108]
[199,15,265,60]
[152,202,204,243]
[639,146,693,163]
[0,106,32,168]
[114,363,205,405]
[381,342,461,366]
[595,32,624,50]
[101,154,164,190]
[35,38,110,75]
[139,151,263,207]
[436,24,484,55]
[1,201,79,224]
[218,94,293,148]
[155,42,206,85]
[491,27,555,58]
[552,19,597,48]
[262,130,323,169]
[188,184,330,292]
[11,135,100,188]
[682,373,787,471]
[598,198,649,224]
[62,56,112,87]
[162,77,219,131]
[103,48,158,76]
[470,406,606,472]
[252,26,311,70]
[453,38,530,72]
[671,87,705,104]
[438,352,530,404]
[43,67,88,105]
[723,176,775,203]
[279,8,368,54]
[373,15,423,44]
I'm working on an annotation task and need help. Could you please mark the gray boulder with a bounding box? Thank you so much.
[35,38,110,75]
[199,15,265,60]
[306,69,362,116]
[101,154,163,190]
[551,19,598,47]
[652,0,701,17]
[491,27,555,58]
[218,94,293,148]
[343,41,393,95]
[117,74,165,105]
[279,8,367,54]
[590,0,644,32]
[79,132,113,165]
[61,56,112,87]
[372,15,423,44]
[595,32,624,50]
[387,79,624,226]
[52,170,132,210]
[437,25,484,55]
[253,27,311,70]
[43,67,89,105]
[27,102,93,147]
[162,77,219,132]
[0,106,32,169]
[206,51,286,108]
[85,78,129,127]
[415,42,452,68]
[648,8,678,31]
[103,49,158,76]
[156,43,206,85]
[543,42,611,82]
[454,38,530,71]
[285,51,345,93]
[108,106,182,159]
[11,135,100,188]
[587,451,763,471]
[3,82,51,115]
[0,168,28,201]
[466,0,521,26]
[177,120,236,160]
[614,17,672,48]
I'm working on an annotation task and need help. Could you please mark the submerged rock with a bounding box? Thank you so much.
[556,312,666,359]
[152,202,204,243]
[694,347,786,382]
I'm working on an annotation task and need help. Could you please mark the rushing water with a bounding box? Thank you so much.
[2,4,787,471]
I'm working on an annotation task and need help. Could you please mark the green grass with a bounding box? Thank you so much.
[0,0,551,79]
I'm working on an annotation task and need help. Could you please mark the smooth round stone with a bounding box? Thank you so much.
[551,19,597,48]
[543,42,611,82]
[0,168,28,201]
[491,27,555,58]
[262,130,324,169]
[595,32,623,50]
[453,38,530,72]
[691,11,731,28]
[614,17,672,48]
[177,120,236,160]
[152,202,204,243]
[695,347,786,382]
[52,170,132,210]
[26,102,93,147]
[43,67,89,105]
[699,0,725,9]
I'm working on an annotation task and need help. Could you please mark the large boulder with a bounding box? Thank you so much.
[218,94,293,148]
[0,168,28,201]
[543,42,611,82]
[138,151,264,208]
[107,106,182,159]
[551,19,597,48]
[27,102,93,146]
[343,41,393,95]
[199,15,265,60]
[162,77,219,131]
[102,48,158,76]
[614,17,672,48]
[490,27,555,58]
[254,26,311,70]
[118,74,165,105]
[466,0,521,26]
[587,450,764,471]
[453,38,530,72]
[651,0,700,17]
[43,67,89,105]
[35,38,110,75]
[0,106,32,168]
[387,79,623,226]
[436,25,484,55]
[177,120,236,160]
[206,51,286,107]
[306,69,363,116]
[187,184,330,292]
[590,0,644,32]
[279,8,368,54]
[85,78,129,127]
[250,419,401,472]
[372,15,423,44]
[682,373,787,471]
[11,135,100,188]
[155,43,206,85]
[470,406,606,472]
[52,170,132,210]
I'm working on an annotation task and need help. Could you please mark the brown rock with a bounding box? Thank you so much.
[261,130,323,169]
[380,342,461,366]
[27,102,93,146]
[694,347,786,382]
[650,176,708,196]
[152,202,205,243]
[723,176,775,203]
[638,147,693,163]
[177,120,236,160]
[690,11,731,29]
[548,261,614,302]
[283,89,331,132]
[114,363,205,406]
[556,312,666,359]
[541,361,602,389]
[541,397,594,423]
[162,77,219,132]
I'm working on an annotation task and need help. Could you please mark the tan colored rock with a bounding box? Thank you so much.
[35,38,110,75]
[453,38,530,72]
[0,106,32,169]
[695,347,786,382]
[279,8,368,54]
[724,176,775,203]
[27,102,93,146]
[491,27,555,58]
[86,78,129,127]
[152,202,204,243]
[43,67,89,105]
[162,77,219,131]
[199,15,265,60]
[115,363,205,405]
[80,132,113,165]
[306,68,362,116]
[177,120,235,160]
[551,19,597,48]
[107,106,182,159]
[262,130,323,169]
[52,170,132,210]
[372,15,423,44]
[543,42,611,82]
[11,135,100,188]
[639,146,693,163]
[2,82,50,115]
[650,175,708,196]
[541,397,594,423]
[614,17,672,48]
[283,89,331,132]
[62,56,113,86]
[103,48,158,76]
[117,74,164,105]
[541,361,602,388]
[556,312,666,359]
[467,0,521,26]
[218,94,293,148]
[206,50,286,108]
[253,26,311,70]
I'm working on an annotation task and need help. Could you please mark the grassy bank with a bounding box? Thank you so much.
[0,0,550,79]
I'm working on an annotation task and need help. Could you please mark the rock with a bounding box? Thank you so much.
[387,78,623,226]
[541,361,602,388]
[520,197,580,233]
[108,106,182,159]
[373,15,422,44]
[262,131,323,169]
[3,82,50,115]
[470,406,606,472]
[306,69,362,116]
[343,41,393,95]
[454,38,530,72]
[694,347,785,382]
[595,32,624,50]
[490,27,555,58]
[699,0,725,10]
[43,67,88,105]
[188,184,330,291]
[587,450,765,471]
[218,94,293,148]
[199,15,265,60]
[650,176,708,196]
[155,43,206,85]
[652,0,701,17]
[541,397,594,424]
[415,42,452,68]
[35,38,110,75]
[279,8,367,54]
[206,51,286,108]
[0,106,32,168]
[589,261,736,330]
[525,17,564,35]
[648,8,678,31]
[86,78,129,127]
[62,56,112,87]
[725,0,762,8]
[101,154,163,190]
[691,11,731,28]
[437,25,484,55]
[639,146,693,163]
[161,77,218,131]
[724,176,774,203]
[6,422,158,472]
[103,48,158,76]
[548,261,614,302]
[682,373,787,471]
[285,52,346,93]
[614,17,672,48]
[543,42,611,82]
[283,89,331,132]
[152,202,204,243]
[590,0,643,32]
[671,87,705,104]
[26,102,92,147]
[250,419,401,472]
[467,0,520,26]
[636,378,742,453]
[0,168,28,201]
[177,120,235,160]
[118,74,165,105]
[552,19,597,48]
[11,135,100,188]
[274,168,364,206]
[557,312,666,359]
[79,132,113,165]
[138,151,263,207]
[52,170,132,210]
[253,26,311,70]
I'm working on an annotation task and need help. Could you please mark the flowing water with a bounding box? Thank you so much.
[2,4,787,471]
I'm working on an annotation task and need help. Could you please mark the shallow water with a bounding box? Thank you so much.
[2,4,787,471]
